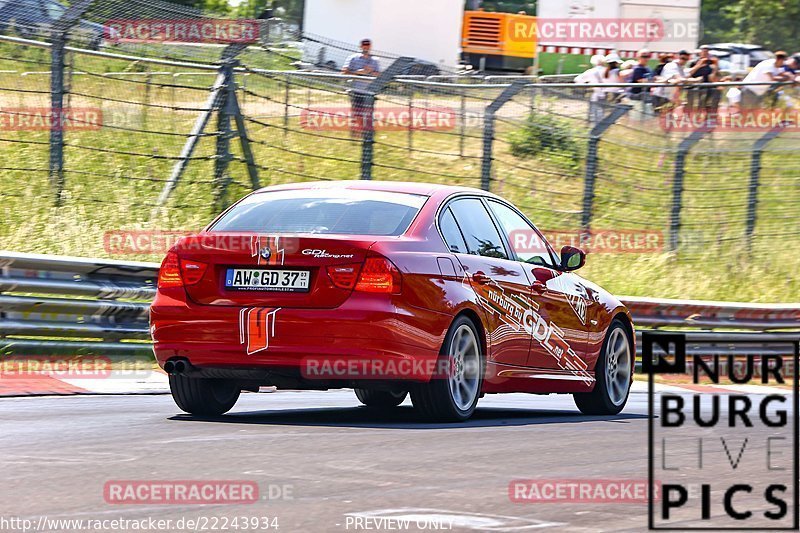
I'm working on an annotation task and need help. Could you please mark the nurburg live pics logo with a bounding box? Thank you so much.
[643,332,800,530]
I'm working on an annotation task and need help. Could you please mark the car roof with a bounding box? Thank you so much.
[708,43,766,50]
[254,180,491,197]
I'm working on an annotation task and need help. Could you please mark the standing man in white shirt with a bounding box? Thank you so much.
[656,50,692,106]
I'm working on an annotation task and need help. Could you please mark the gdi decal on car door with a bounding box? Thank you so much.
[466,272,593,384]
[442,197,593,383]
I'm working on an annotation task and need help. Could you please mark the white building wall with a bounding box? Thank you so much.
[302,0,463,69]
[536,0,700,52]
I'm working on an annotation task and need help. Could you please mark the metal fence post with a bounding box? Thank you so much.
[156,43,253,207]
[359,57,416,180]
[669,129,709,251]
[580,104,632,235]
[283,72,290,140]
[481,80,527,191]
[407,91,413,155]
[213,61,235,212]
[459,90,466,158]
[228,68,261,192]
[49,33,66,206]
[47,0,95,206]
[156,71,227,206]
[143,72,152,129]
[747,124,785,248]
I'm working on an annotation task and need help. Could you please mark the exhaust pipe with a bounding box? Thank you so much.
[164,359,192,375]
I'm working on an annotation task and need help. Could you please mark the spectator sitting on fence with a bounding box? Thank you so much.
[601,53,625,104]
[628,49,653,102]
[727,51,789,110]
[575,54,607,122]
[342,38,380,137]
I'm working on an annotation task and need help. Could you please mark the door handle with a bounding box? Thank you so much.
[472,271,491,284]
[531,280,547,293]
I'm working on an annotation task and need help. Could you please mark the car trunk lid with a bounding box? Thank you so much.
[175,233,375,308]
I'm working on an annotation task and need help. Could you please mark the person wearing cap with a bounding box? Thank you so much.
[686,45,721,116]
[574,54,605,83]
[619,59,638,82]
[575,54,607,122]
[342,39,380,137]
[601,53,624,102]
[628,49,653,102]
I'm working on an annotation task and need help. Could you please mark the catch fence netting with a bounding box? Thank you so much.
[0,0,798,301]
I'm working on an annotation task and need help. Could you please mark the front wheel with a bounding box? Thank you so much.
[573,319,633,415]
[169,375,241,416]
[411,316,484,422]
[354,388,407,408]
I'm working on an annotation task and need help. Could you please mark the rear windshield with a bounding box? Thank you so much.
[210,189,428,236]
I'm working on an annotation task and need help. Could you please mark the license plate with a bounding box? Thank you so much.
[225,268,310,292]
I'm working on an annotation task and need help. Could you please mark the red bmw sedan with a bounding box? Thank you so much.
[151,181,635,421]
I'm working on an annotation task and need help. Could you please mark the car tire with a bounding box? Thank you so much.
[354,388,407,408]
[169,375,241,416]
[573,319,633,415]
[410,315,484,422]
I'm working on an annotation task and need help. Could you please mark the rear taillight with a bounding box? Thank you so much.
[179,258,208,285]
[326,256,403,294]
[157,252,208,289]
[326,263,361,290]
[157,251,182,289]
[355,256,402,294]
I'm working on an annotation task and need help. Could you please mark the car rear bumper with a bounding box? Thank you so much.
[150,292,448,382]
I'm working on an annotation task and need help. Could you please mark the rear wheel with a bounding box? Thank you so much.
[411,316,483,422]
[169,375,241,416]
[354,388,407,408]
[573,319,632,415]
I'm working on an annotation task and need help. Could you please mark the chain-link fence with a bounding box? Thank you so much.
[0,0,798,302]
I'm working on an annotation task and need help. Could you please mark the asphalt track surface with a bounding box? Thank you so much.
[0,388,793,532]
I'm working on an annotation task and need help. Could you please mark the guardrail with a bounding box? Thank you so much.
[1,252,798,359]
[0,252,156,357]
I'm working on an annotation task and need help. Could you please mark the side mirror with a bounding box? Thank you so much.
[560,245,586,271]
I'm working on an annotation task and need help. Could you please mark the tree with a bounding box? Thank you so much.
[701,0,800,52]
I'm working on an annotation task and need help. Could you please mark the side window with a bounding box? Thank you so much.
[439,207,468,253]
[447,198,508,260]
[487,200,555,267]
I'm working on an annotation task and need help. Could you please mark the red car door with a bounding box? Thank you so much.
[484,199,591,380]
[440,197,534,368]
